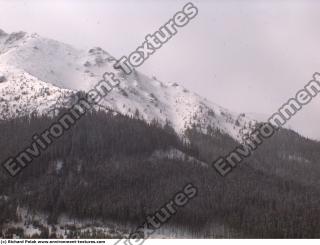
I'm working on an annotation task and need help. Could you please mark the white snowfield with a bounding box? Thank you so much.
[0,29,259,141]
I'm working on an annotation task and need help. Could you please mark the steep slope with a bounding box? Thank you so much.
[0,29,258,140]
[0,65,74,120]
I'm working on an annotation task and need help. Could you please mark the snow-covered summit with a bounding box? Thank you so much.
[0,29,259,140]
[0,65,74,120]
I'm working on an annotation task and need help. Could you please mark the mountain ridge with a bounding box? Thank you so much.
[0,29,262,141]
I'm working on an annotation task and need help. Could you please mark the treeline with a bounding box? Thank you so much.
[0,111,197,229]
[186,126,320,238]
[1,113,320,238]
[0,110,185,164]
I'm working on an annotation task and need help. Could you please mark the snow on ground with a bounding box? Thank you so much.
[3,207,239,239]
[3,207,130,239]
[0,65,74,120]
[284,154,311,164]
[55,160,64,173]
[150,148,208,167]
[0,29,259,141]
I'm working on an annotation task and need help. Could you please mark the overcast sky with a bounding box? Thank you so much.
[0,0,320,140]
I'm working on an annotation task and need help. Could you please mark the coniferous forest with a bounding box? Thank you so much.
[1,111,320,238]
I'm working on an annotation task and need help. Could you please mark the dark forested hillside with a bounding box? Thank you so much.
[1,112,320,238]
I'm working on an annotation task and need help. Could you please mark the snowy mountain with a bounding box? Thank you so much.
[0,65,73,120]
[0,29,258,141]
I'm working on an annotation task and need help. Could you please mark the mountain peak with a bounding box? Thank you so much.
[0,29,259,141]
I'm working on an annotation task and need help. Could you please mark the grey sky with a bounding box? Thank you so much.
[0,0,319,140]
